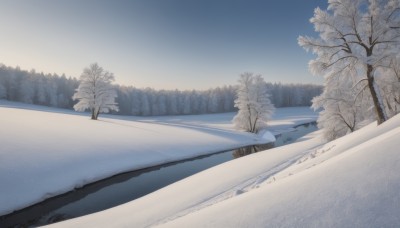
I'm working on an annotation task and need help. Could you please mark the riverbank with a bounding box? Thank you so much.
[1,122,318,227]
[50,113,400,228]
[0,101,318,217]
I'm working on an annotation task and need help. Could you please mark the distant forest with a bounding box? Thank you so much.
[0,64,322,116]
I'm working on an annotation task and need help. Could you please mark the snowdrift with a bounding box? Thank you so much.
[49,113,400,227]
[0,103,257,216]
[0,101,316,216]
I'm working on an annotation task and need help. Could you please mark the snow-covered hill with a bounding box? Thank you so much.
[0,101,316,216]
[48,112,400,227]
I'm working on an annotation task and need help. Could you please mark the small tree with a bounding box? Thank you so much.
[73,63,118,120]
[233,72,275,133]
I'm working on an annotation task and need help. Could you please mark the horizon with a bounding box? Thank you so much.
[0,62,323,91]
[0,0,328,90]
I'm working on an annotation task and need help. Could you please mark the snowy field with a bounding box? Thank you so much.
[0,100,317,216]
[134,106,317,135]
[48,113,400,227]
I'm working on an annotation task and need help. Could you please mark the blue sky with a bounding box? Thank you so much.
[0,0,328,90]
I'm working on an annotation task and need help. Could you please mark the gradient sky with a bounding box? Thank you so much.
[0,0,328,90]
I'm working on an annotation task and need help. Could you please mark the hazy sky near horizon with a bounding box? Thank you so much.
[0,0,328,90]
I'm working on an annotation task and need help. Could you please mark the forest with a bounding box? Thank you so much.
[0,64,322,116]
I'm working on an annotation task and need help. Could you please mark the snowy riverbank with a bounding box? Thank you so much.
[0,101,317,216]
[49,113,400,228]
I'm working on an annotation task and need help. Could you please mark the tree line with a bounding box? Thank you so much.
[0,64,322,116]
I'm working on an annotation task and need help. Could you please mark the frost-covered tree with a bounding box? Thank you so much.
[46,75,58,107]
[140,92,151,116]
[34,75,47,105]
[207,89,219,113]
[19,76,34,104]
[312,72,374,141]
[233,72,275,133]
[378,56,400,116]
[299,0,400,124]
[182,93,191,114]
[0,83,6,99]
[167,91,179,115]
[158,91,168,115]
[72,63,118,120]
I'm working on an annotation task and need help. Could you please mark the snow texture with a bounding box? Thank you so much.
[49,110,400,227]
[0,101,316,216]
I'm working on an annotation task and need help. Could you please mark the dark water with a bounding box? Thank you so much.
[0,122,317,228]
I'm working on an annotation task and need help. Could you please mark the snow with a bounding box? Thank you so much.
[0,101,317,216]
[47,109,400,227]
[259,130,276,142]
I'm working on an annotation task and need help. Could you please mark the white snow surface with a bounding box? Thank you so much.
[0,101,316,216]
[48,109,400,227]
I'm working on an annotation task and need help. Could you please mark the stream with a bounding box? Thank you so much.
[0,122,317,228]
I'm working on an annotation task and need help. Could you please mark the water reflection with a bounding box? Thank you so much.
[232,122,317,159]
[232,143,274,158]
[274,122,317,146]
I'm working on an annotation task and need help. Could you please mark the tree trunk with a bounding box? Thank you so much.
[366,64,387,124]
[252,116,259,133]
[246,104,253,133]
[91,109,97,120]
[95,109,100,120]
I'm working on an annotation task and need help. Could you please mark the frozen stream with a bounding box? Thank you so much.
[0,122,317,228]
